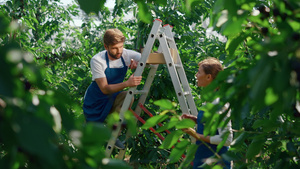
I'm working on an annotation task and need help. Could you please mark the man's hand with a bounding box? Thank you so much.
[129,59,138,69]
[182,127,196,135]
[182,128,201,140]
[126,74,142,87]
[181,113,197,123]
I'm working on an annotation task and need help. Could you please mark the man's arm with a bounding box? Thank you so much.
[95,74,142,95]
[182,128,210,143]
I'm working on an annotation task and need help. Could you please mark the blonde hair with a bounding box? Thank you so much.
[103,28,125,46]
[198,57,223,79]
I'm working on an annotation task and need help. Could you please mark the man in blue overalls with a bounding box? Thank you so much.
[83,28,142,149]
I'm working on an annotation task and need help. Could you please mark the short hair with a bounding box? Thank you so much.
[198,57,223,79]
[103,28,125,46]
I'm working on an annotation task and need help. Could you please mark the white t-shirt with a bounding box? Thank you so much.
[90,49,141,81]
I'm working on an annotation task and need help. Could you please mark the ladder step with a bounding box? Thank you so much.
[178,91,191,96]
[183,91,191,96]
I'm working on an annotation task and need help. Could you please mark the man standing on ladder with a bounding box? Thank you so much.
[83,28,142,149]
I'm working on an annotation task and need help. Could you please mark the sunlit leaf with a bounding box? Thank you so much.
[156,117,178,133]
[212,165,223,169]
[265,87,278,105]
[77,0,105,15]
[175,118,195,129]
[141,114,169,129]
[159,130,183,149]
[226,33,248,56]
[136,1,152,24]
[154,99,174,110]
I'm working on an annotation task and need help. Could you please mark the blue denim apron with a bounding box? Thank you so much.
[193,110,231,169]
[83,52,127,122]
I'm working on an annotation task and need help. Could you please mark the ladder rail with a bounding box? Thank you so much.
[158,33,190,114]
[164,25,198,116]
[105,19,163,158]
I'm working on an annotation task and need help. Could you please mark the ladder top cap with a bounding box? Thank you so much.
[154,19,162,22]
[163,24,173,28]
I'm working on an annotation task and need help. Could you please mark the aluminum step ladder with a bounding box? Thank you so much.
[105,19,198,159]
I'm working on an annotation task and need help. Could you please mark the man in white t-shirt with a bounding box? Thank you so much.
[83,28,142,149]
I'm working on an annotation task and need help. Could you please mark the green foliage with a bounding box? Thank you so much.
[77,0,106,15]
[0,0,132,169]
[202,0,300,168]
[1,0,300,168]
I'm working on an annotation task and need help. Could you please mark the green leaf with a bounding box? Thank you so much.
[77,0,105,15]
[185,0,197,12]
[223,16,245,36]
[15,114,62,168]
[252,119,265,129]
[0,13,10,34]
[212,0,224,14]
[179,144,198,168]
[246,136,265,159]
[169,139,190,163]
[141,114,169,129]
[253,119,278,132]
[175,118,195,129]
[231,132,248,149]
[59,81,70,92]
[136,1,152,24]
[212,165,223,169]
[159,130,183,149]
[100,158,132,169]
[226,33,248,56]
[124,110,137,135]
[81,123,111,147]
[154,99,174,110]
[156,117,178,133]
[288,20,300,31]
[249,60,272,104]
[265,87,278,105]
